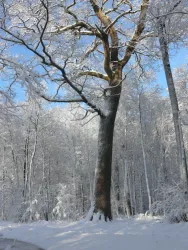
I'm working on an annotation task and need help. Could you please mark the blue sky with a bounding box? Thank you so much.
[1,46,187,103]
[156,47,188,94]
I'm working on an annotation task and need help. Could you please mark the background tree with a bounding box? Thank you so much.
[149,0,188,193]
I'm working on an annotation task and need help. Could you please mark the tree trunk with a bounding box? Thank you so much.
[159,114,168,184]
[123,113,132,217]
[123,157,132,217]
[91,75,122,221]
[1,146,5,220]
[138,94,152,211]
[138,172,144,213]
[158,19,188,193]
[28,113,39,201]
[114,158,124,216]
[23,137,29,199]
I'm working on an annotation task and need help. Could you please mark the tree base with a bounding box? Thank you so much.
[90,212,112,222]
[87,206,112,222]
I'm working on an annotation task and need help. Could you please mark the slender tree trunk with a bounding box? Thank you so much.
[114,158,124,216]
[23,138,29,199]
[129,163,135,215]
[28,113,39,201]
[81,183,85,215]
[158,19,188,193]
[1,146,5,220]
[138,173,144,213]
[124,158,132,217]
[23,129,30,200]
[161,146,168,183]
[138,94,152,211]
[159,115,168,184]
[132,166,137,214]
[45,156,51,221]
[8,129,19,188]
[123,114,132,217]
[91,73,122,221]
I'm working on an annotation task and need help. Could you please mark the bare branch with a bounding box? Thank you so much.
[40,94,83,103]
[52,22,101,38]
[79,71,109,81]
[81,39,102,61]
[95,25,113,79]
[90,0,119,71]
[63,0,78,22]
[121,0,149,67]
[154,11,188,20]
[82,114,99,126]
[104,0,129,14]
[105,9,140,33]
[0,3,104,117]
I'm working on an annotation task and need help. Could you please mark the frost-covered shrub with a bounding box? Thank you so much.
[151,184,188,223]
[52,183,80,221]
[20,188,52,222]
[21,199,41,222]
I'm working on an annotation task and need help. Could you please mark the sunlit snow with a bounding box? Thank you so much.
[0,215,188,250]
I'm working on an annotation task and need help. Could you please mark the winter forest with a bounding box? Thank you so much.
[0,0,188,229]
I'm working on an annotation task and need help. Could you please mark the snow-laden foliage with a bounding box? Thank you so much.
[52,183,81,221]
[0,69,188,222]
[152,184,188,223]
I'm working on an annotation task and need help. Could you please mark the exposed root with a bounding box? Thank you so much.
[89,211,112,222]
[86,204,112,222]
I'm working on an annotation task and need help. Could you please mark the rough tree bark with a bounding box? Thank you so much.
[89,0,149,221]
[91,71,122,221]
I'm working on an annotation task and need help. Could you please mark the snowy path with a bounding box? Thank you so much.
[0,216,188,250]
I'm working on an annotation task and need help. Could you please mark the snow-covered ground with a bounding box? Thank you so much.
[0,215,188,250]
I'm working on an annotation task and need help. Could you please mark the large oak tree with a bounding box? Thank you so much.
[0,0,150,221]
